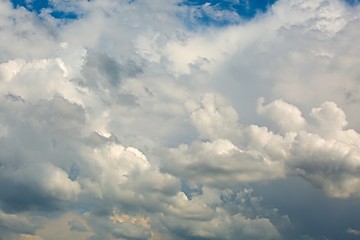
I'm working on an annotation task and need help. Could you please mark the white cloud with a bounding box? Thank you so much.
[161,138,286,187]
[0,1,58,61]
[257,97,306,133]
[185,93,240,140]
[182,93,360,198]
[309,101,348,133]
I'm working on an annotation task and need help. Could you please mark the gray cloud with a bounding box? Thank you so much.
[0,211,40,240]
[347,228,360,236]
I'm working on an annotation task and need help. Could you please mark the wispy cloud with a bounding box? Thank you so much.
[347,227,360,236]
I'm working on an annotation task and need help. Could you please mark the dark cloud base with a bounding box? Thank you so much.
[254,177,360,240]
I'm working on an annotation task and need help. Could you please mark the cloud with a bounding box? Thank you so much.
[184,93,240,140]
[0,211,40,240]
[0,1,58,61]
[1,0,360,239]
[288,130,360,198]
[309,101,348,133]
[347,227,360,236]
[184,2,243,26]
[153,188,284,240]
[257,97,306,133]
[161,138,286,188]
[36,213,91,240]
[182,94,360,198]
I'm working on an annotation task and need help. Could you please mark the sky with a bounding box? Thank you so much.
[1,0,360,239]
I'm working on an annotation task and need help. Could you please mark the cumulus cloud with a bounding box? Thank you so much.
[161,138,286,187]
[257,97,306,133]
[184,93,240,140]
[1,0,360,239]
[171,94,360,198]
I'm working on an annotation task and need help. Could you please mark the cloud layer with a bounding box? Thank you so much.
[1,0,360,239]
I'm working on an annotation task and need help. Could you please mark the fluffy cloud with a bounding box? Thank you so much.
[1,0,360,239]
[257,97,306,133]
[184,93,240,140]
[167,93,360,198]
[161,138,286,187]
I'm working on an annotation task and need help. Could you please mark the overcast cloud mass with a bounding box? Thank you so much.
[1,0,360,239]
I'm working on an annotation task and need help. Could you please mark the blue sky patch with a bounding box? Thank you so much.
[179,0,279,27]
[11,0,360,25]
[11,0,78,19]
[183,0,278,19]
[345,0,360,5]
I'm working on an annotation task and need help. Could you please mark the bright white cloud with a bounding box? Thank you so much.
[185,93,240,140]
[257,97,306,133]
